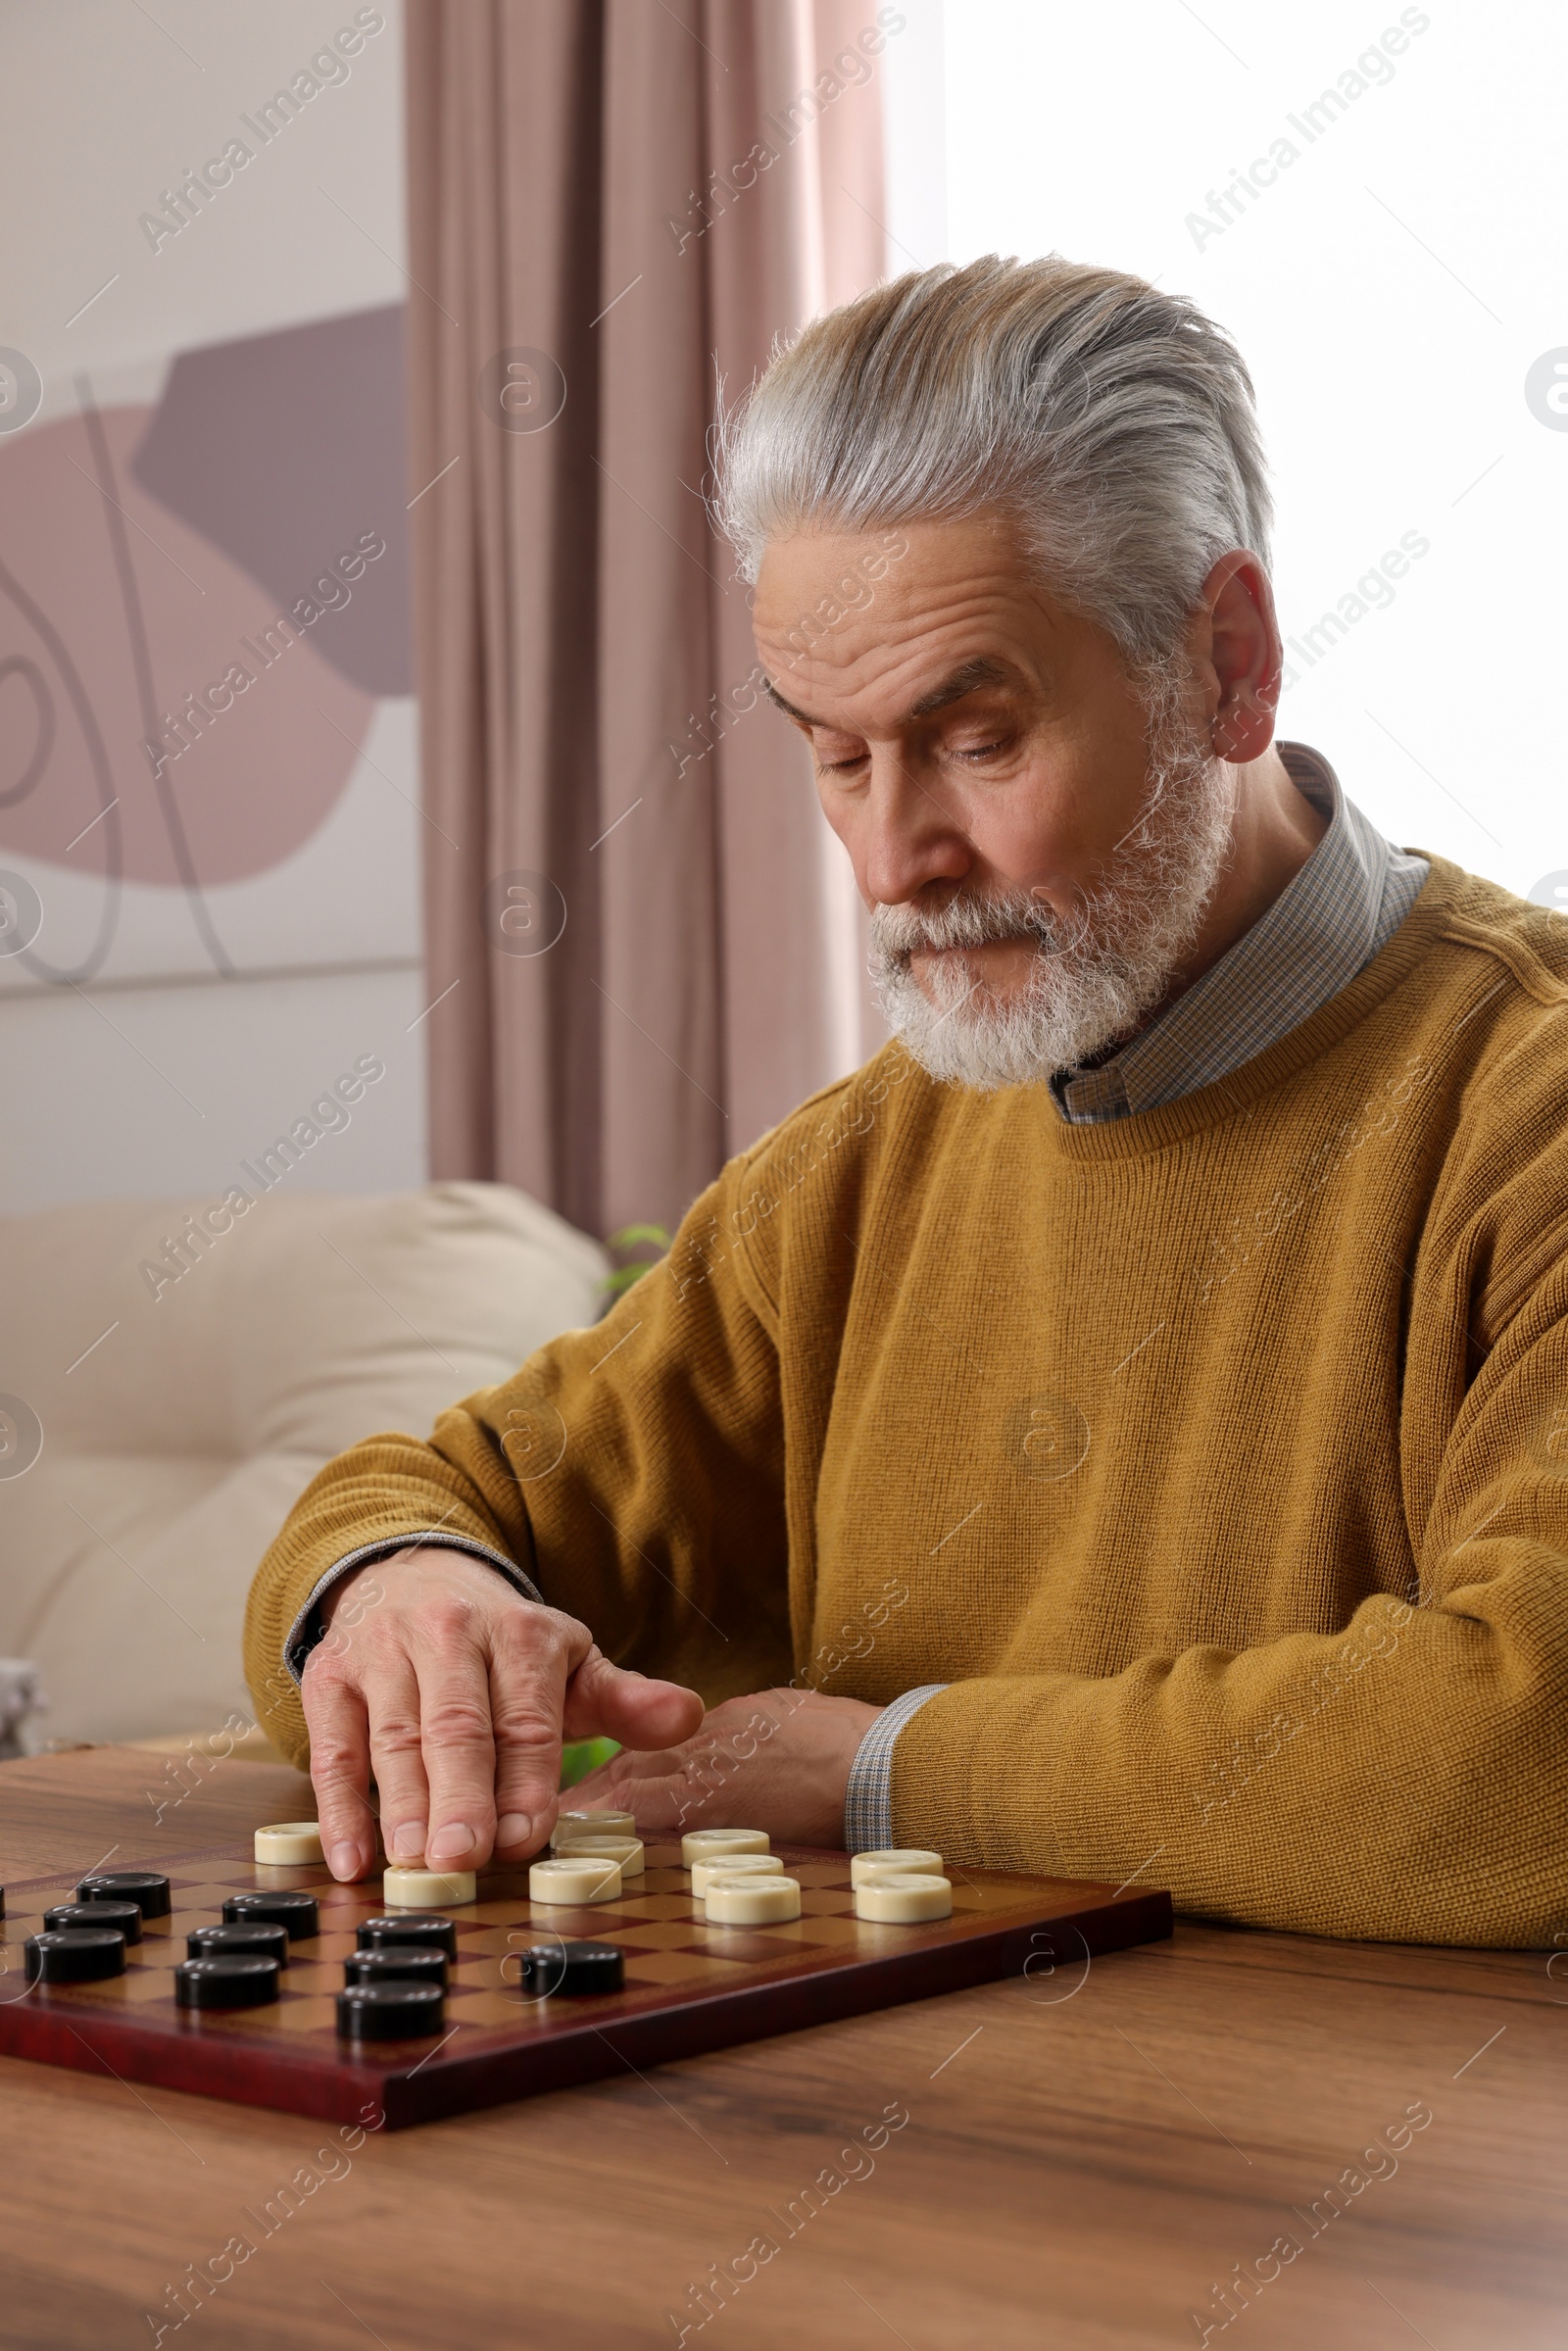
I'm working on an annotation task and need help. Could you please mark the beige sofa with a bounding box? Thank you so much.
[0,1184,607,1749]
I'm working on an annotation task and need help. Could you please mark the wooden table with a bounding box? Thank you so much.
[1,1749,1562,2350]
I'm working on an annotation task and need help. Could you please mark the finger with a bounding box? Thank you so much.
[363,1645,432,1865]
[414,1607,502,1867]
[589,1695,795,1829]
[572,1743,689,1789]
[574,1695,747,1788]
[487,1612,590,1859]
[302,1648,376,1881]
[566,1750,676,1809]
[590,1765,722,1836]
[563,1652,705,1748]
[570,1726,731,1828]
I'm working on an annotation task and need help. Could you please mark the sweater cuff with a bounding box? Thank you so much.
[282,1534,543,1685]
[843,1685,948,1852]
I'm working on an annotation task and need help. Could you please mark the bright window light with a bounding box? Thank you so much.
[890,0,1568,905]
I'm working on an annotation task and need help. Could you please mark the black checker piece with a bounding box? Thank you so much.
[187,1922,290,1966]
[357,1914,458,1959]
[26,1929,126,1984]
[516,1940,624,1996]
[336,1981,446,2040]
[45,1899,142,1944]
[221,1891,318,1940]
[175,1956,281,2010]
[75,1871,171,1919]
[343,1947,449,1991]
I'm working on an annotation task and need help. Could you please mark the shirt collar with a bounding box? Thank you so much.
[1050,742,1413,1123]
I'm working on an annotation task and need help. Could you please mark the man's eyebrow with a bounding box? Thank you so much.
[760,674,814,723]
[906,655,1022,720]
[760,654,1025,732]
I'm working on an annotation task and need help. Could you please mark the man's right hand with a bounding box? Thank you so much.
[301,1545,705,1883]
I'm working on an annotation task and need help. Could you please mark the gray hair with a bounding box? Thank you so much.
[714,255,1273,663]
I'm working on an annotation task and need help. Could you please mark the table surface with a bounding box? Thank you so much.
[1,1749,1562,2351]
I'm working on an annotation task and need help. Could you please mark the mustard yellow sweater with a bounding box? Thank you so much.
[247,856,1568,1945]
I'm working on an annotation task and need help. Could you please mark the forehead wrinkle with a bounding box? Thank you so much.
[906,654,1024,720]
[760,674,814,723]
[760,651,1030,735]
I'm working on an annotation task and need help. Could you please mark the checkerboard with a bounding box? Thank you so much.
[0,1840,1171,2128]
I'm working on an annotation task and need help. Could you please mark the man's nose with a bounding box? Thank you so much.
[860,753,970,908]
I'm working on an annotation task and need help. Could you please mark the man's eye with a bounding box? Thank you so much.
[816,747,867,772]
[953,737,1009,761]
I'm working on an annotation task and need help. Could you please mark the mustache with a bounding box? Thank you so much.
[869,882,1085,963]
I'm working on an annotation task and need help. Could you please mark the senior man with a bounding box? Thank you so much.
[247,257,1568,1945]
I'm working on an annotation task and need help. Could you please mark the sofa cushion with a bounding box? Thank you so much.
[0,1183,607,1745]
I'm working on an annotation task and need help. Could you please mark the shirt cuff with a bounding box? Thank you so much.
[843,1685,949,1853]
[281,1534,543,1686]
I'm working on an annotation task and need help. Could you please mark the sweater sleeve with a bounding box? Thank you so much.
[890,1251,1568,1948]
[243,1160,794,1769]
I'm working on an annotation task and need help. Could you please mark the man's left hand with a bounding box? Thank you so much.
[565,1688,881,1847]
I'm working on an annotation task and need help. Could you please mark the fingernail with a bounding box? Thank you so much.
[496,1813,532,1848]
[390,1822,427,1859]
[429,1822,475,1860]
[328,1841,360,1880]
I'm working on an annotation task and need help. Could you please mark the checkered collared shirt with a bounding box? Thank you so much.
[842,742,1430,1852]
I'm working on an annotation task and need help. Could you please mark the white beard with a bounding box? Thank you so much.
[867,657,1238,1091]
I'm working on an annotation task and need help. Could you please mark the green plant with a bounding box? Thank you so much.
[602,1223,671,1303]
[560,1737,619,1788]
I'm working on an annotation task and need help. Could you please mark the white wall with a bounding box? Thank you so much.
[0,0,424,1212]
[936,0,1568,903]
[2,1,405,377]
[882,0,949,272]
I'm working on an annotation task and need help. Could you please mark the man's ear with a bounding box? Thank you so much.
[1194,550,1282,764]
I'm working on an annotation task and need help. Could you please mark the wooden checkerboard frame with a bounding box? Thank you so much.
[0,1840,1171,2129]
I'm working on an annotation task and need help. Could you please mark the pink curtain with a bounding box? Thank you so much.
[405,0,890,1239]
